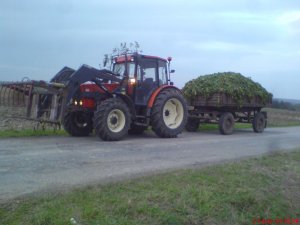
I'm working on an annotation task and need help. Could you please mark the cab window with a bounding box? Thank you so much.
[138,60,157,83]
[158,61,168,85]
[113,62,135,77]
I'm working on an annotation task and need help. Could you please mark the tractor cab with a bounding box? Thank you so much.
[112,54,171,105]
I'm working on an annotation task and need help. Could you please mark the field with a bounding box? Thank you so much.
[264,108,300,127]
[1,150,299,225]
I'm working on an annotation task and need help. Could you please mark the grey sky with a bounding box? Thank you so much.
[0,0,299,99]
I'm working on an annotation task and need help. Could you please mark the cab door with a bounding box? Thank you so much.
[135,59,158,105]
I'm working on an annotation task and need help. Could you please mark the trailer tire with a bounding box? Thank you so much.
[151,88,187,138]
[185,117,200,132]
[253,112,266,133]
[94,98,131,141]
[219,112,235,135]
[128,124,147,135]
[63,111,93,137]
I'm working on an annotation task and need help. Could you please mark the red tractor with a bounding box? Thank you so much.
[57,53,187,141]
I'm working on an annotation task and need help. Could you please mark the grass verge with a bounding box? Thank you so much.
[1,150,299,225]
[199,123,251,131]
[198,121,300,132]
[0,129,67,138]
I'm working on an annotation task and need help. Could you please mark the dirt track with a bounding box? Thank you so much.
[1,127,300,202]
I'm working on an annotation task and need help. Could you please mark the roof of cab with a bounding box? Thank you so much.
[114,54,167,63]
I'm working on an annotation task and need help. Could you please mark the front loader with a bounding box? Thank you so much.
[0,53,187,141]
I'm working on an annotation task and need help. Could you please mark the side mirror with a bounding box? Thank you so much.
[170,81,174,86]
[170,69,175,73]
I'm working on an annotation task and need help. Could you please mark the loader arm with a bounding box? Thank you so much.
[62,64,121,106]
[0,64,122,124]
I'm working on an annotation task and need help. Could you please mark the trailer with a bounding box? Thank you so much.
[186,92,272,134]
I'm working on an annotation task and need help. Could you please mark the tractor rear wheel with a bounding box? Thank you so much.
[63,111,93,136]
[151,88,187,138]
[252,112,266,133]
[218,112,235,135]
[185,117,200,132]
[128,124,147,135]
[94,98,131,141]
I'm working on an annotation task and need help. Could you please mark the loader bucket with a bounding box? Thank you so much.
[0,80,67,124]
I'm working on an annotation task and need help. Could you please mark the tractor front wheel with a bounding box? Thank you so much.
[94,98,131,141]
[63,111,93,136]
[151,88,187,138]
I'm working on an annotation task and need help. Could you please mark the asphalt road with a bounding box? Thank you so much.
[1,127,300,202]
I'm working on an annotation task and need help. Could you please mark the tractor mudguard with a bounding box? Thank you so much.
[147,85,182,108]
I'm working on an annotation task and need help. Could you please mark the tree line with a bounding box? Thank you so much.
[272,99,300,111]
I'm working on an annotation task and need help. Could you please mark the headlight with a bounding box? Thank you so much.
[129,78,136,85]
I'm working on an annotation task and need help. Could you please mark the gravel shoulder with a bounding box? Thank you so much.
[1,126,300,202]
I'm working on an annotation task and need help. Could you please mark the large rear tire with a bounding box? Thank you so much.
[253,112,266,133]
[94,98,131,141]
[218,112,235,135]
[151,88,187,138]
[185,117,200,132]
[63,111,93,136]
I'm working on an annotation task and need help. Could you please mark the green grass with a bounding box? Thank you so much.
[1,150,299,225]
[199,121,300,132]
[0,129,67,138]
[268,121,300,127]
[200,123,251,131]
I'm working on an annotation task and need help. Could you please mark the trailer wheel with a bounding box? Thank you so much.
[219,112,235,135]
[253,112,266,133]
[185,117,200,132]
[151,88,187,138]
[63,111,93,136]
[128,124,147,135]
[94,98,131,141]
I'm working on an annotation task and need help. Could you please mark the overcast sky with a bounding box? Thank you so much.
[0,0,299,99]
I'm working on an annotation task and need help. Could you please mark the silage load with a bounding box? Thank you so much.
[182,72,272,106]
